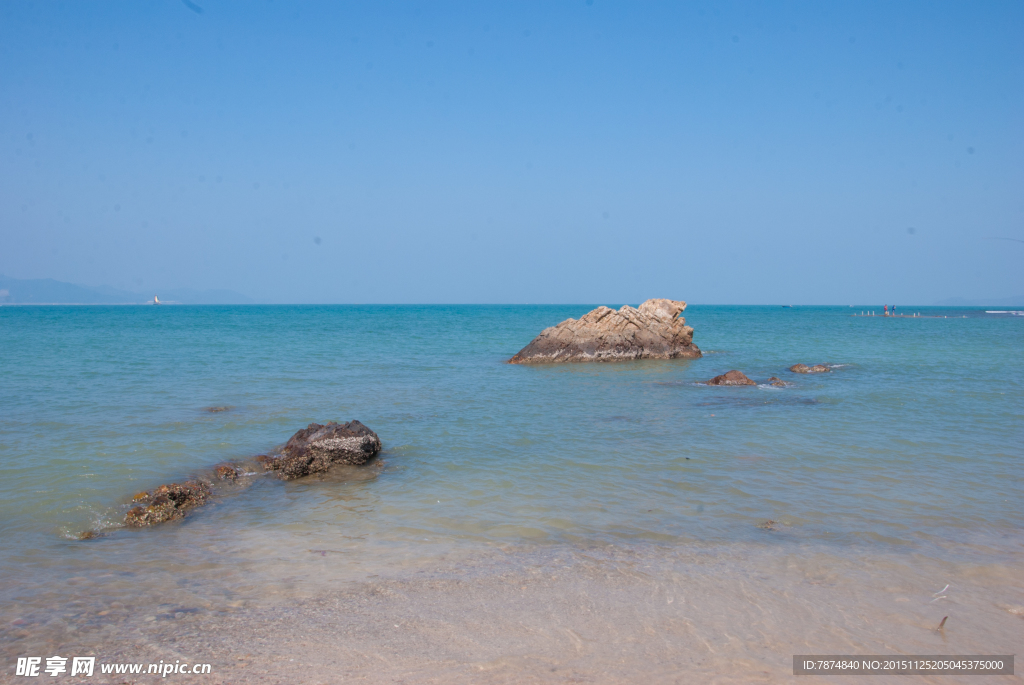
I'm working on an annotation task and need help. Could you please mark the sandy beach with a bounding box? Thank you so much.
[7,541,1022,684]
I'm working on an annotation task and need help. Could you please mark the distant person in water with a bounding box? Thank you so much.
[884,305,888,316]
[892,305,896,316]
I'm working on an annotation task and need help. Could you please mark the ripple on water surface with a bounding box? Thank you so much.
[0,304,1021,674]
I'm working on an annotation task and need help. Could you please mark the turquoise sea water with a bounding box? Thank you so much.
[1,304,1022,672]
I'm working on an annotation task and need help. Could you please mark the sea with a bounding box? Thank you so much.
[1,304,1021,683]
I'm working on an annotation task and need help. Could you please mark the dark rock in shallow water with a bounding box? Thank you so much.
[261,421,382,480]
[214,464,240,481]
[77,530,106,540]
[706,370,757,386]
[125,480,211,527]
[509,298,701,364]
[115,420,382,530]
[789,363,830,374]
[767,376,789,387]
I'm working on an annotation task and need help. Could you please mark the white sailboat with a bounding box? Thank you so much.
[153,295,161,305]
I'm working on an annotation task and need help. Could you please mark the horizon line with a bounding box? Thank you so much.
[2,302,1022,308]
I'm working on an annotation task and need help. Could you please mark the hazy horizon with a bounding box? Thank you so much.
[2,1,1022,304]
[1,272,1021,307]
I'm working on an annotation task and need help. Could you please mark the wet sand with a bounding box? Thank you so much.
[6,543,1021,684]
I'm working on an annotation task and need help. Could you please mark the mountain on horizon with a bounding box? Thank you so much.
[0,275,254,305]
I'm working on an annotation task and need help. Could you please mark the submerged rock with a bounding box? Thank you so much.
[125,480,211,527]
[77,530,106,540]
[789,363,830,374]
[509,298,701,364]
[261,421,382,480]
[705,370,757,386]
[117,420,382,529]
[214,464,240,481]
[767,376,789,387]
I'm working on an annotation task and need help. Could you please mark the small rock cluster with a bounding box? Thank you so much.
[789,363,831,374]
[704,364,836,386]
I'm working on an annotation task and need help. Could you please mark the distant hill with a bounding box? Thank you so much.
[0,275,253,304]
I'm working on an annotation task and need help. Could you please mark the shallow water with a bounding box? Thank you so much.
[1,304,1022,680]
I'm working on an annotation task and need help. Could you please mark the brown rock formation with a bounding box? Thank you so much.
[261,421,382,480]
[214,464,240,481]
[705,370,757,386]
[508,299,701,364]
[119,420,381,529]
[766,376,789,387]
[789,364,831,374]
[125,481,211,527]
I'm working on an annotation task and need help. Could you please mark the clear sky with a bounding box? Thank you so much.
[1,1,1022,304]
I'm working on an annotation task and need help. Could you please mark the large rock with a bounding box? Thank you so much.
[509,299,701,364]
[789,363,830,374]
[261,421,382,480]
[705,370,757,386]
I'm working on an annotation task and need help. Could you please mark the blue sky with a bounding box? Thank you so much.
[1,1,1021,303]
